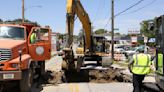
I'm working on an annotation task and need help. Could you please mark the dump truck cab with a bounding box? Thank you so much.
[0,24,28,71]
[0,23,51,92]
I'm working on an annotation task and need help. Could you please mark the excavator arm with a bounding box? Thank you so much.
[63,0,111,71]
[66,0,92,52]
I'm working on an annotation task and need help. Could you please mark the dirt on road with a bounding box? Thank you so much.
[47,66,132,84]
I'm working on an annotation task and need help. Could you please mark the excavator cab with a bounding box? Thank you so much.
[155,15,164,90]
[93,36,106,52]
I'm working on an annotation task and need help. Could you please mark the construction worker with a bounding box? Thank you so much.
[128,49,153,92]
[30,28,41,44]
[30,31,36,44]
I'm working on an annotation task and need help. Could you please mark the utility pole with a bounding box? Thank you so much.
[22,0,25,23]
[111,0,114,62]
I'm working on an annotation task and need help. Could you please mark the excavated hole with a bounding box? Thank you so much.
[45,67,132,84]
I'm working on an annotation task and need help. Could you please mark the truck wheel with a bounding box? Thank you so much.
[19,68,33,92]
[40,61,45,76]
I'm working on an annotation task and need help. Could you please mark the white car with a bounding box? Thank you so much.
[114,48,125,54]
[125,47,140,57]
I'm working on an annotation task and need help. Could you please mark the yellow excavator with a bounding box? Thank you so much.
[63,0,111,71]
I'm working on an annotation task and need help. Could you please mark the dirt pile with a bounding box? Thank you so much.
[45,67,132,84]
[89,67,132,83]
[42,70,64,84]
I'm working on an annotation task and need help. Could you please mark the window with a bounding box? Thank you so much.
[30,28,49,44]
[0,26,25,40]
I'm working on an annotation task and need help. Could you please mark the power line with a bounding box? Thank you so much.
[93,0,109,29]
[103,0,145,29]
[93,0,102,22]
[103,17,111,30]
[124,0,157,14]
[114,0,145,17]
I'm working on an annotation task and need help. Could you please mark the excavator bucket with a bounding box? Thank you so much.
[102,57,113,67]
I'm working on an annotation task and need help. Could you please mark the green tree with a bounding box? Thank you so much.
[140,20,155,38]
[0,19,3,23]
[4,18,40,26]
[94,29,107,34]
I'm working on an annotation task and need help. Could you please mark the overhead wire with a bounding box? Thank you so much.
[93,0,102,22]
[93,0,105,22]
[103,0,110,21]
[124,0,157,14]
[103,0,146,29]
[92,0,107,31]
[114,0,145,17]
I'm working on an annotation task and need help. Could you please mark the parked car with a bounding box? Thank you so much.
[125,47,138,57]
[125,46,147,58]
[114,48,125,54]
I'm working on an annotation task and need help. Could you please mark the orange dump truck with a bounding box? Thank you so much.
[0,23,51,92]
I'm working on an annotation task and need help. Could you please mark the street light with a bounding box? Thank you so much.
[22,0,42,23]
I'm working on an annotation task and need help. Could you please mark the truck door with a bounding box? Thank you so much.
[28,27,51,61]
[155,15,164,90]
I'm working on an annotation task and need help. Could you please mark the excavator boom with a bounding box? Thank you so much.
[63,0,111,71]
[66,0,92,51]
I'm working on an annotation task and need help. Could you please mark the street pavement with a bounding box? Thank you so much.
[41,83,133,92]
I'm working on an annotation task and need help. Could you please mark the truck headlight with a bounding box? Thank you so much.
[36,46,44,55]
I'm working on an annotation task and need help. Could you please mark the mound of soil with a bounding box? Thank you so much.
[46,67,132,84]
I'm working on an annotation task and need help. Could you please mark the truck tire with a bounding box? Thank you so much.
[19,68,33,92]
[40,61,45,76]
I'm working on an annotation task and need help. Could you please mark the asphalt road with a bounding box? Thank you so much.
[40,83,133,92]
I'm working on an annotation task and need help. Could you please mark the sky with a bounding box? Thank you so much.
[0,0,163,35]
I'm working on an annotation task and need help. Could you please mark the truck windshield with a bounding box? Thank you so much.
[0,26,25,40]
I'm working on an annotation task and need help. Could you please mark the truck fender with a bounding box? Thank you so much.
[20,54,31,70]
[8,54,31,70]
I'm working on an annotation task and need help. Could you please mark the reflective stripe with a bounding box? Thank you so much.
[136,54,138,65]
[132,65,151,67]
[157,54,163,74]
[146,54,149,66]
